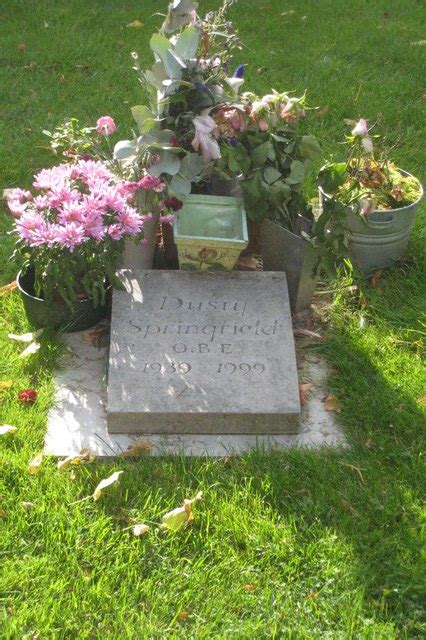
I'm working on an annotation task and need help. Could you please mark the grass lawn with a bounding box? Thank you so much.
[1,1,425,637]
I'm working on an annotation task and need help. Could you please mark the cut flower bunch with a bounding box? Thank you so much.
[318,118,421,214]
[114,0,320,229]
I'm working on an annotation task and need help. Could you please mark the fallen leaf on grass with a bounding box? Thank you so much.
[57,448,94,471]
[19,342,40,358]
[410,40,426,46]
[161,491,203,531]
[293,328,324,340]
[323,394,342,412]
[224,453,236,465]
[340,499,360,517]
[0,425,17,436]
[127,19,143,28]
[299,382,313,406]
[178,611,189,621]
[416,397,426,406]
[243,583,256,592]
[93,471,123,501]
[21,501,35,510]
[8,329,43,342]
[120,439,152,457]
[132,523,150,537]
[364,437,373,449]
[306,591,319,600]
[0,281,17,295]
[28,453,43,474]
[315,106,329,118]
[0,380,13,391]
[0,505,6,518]
[371,270,383,287]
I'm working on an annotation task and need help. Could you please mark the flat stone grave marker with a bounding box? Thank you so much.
[107,270,300,434]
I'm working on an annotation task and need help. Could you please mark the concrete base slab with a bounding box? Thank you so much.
[45,329,346,457]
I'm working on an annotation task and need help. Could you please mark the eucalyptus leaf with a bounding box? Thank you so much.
[174,25,200,59]
[170,173,192,196]
[131,105,157,134]
[113,139,138,160]
[150,33,184,78]
[180,153,208,180]
[147,150,181,177]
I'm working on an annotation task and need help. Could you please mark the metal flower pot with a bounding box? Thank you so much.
[173,195,249,271]
[260,219,318,313]
[319,169,423,275]
[17,269,109,332]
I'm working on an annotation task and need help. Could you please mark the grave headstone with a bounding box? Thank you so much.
[107,270,300,434]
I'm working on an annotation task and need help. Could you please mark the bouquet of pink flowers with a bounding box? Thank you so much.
[6,159,165,308]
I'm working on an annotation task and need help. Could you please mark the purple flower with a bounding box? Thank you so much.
[233,64,245,78]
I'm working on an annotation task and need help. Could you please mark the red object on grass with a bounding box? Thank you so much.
[18,389,37,403]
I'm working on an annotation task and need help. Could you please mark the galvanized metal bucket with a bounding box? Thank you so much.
[173,194,249,271]
[319,169,423,275]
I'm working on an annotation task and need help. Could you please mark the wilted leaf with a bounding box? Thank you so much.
[299,382,313,406]
[132,523,150,537]
[256,66,267,75]
[0,380,13,390]
[127,19,144,28]
[416,397,426,406]
[161,491,203,531]
[323,394,342,412]
[293,328,324,340]
[8,329,43,342]
[83,324,109,347]
[224,453,236,465]
[57,448,94,471]
[0,505,5,518]
[0,281,17,295]
[243,583,256,592]
[28,453,43,474]
[0,424,17,436]
[19,342,40,358]
[315,106,329,118]
[93,470,123,501]
[121,439,152,457]
[371,270,383,287]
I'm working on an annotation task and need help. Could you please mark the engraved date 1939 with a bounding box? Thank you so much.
[142,362,191,374]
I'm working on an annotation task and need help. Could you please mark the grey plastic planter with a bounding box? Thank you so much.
[260,219,318,313]
[319,169,423,275]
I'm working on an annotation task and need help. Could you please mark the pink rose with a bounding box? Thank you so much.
[96,116,116,136]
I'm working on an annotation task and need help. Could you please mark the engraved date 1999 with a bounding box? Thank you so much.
[217,362,265,375]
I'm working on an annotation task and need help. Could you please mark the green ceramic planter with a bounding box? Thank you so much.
[17,269,109,332]
[173,195,249,271]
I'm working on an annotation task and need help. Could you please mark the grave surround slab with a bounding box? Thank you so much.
[45,330,347,458]
[107,270,300,435]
